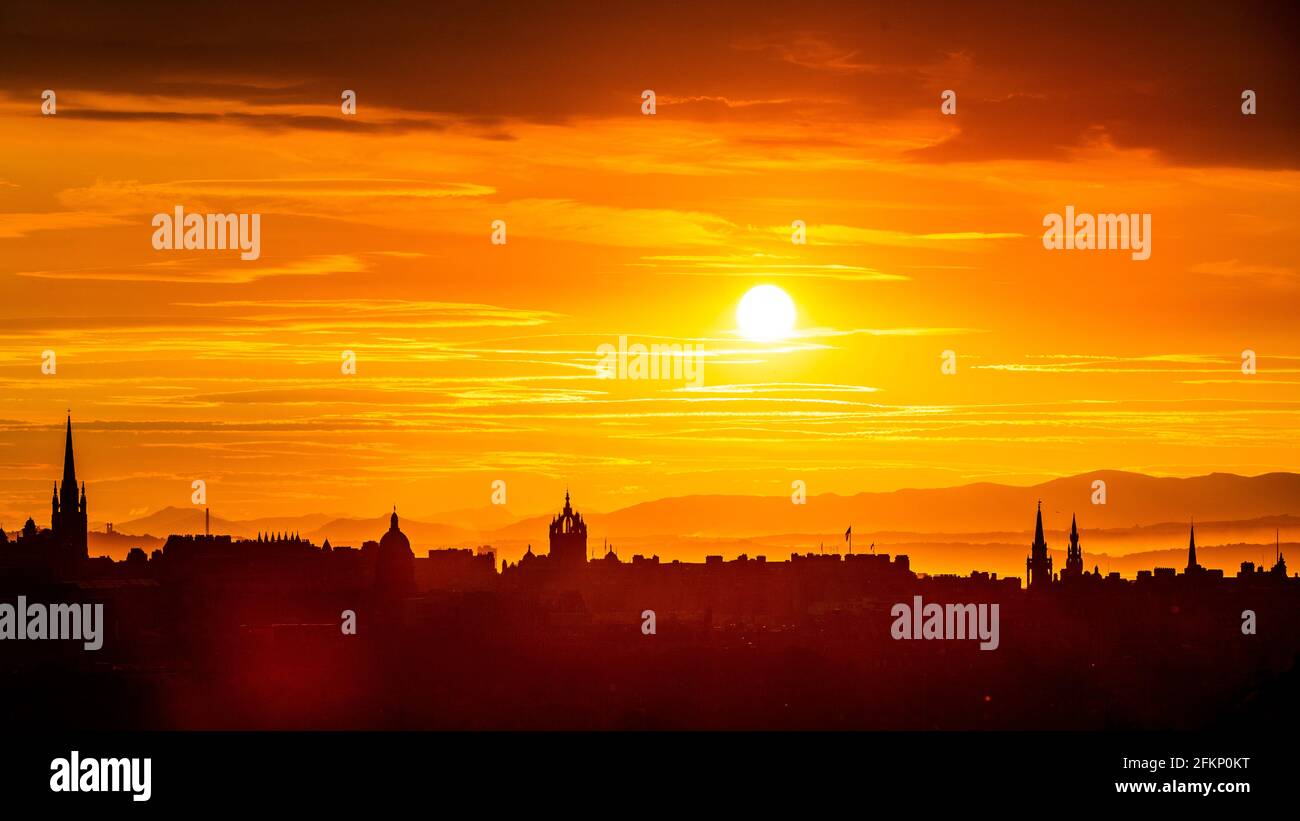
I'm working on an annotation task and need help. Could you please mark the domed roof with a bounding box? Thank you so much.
[374,507,416,599]
[379,508,412,557]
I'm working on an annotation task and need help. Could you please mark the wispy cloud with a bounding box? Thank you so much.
[16,254,368,284]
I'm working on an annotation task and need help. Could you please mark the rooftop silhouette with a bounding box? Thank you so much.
[1,417,1296,731]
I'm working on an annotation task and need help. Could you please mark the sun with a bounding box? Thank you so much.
[736,284,796,341]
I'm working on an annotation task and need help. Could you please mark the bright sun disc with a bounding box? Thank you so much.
[736,284,796,341]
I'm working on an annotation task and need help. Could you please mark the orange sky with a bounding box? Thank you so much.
[1,2,1298,527]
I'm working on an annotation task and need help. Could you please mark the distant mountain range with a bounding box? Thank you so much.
[551,470,1300,537]
[88,471,1300,577]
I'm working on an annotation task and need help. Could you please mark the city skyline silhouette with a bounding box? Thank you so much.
[5,414,1299,580]
[2,0,1296,806]
[2,416,1296,732]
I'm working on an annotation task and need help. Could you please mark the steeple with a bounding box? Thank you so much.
[59,415,79,516]
[390,505,399,531]
[1186,520,1198,571]
[1027,500,1053,588]
[1033,501,1046,547]
[49,414,88,563]
[62,415,76,489]
[1063,512,1083,578]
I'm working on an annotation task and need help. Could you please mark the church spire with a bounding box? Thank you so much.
[1064,512,1083,578]
[62,415,76,488]
[50,414,88,561]
[1027,500,1053,588]
[59,415,80,518]
[1187,520,1198,571]
[60,415,78,500]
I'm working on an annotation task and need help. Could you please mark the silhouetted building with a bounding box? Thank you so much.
[0,416,89,579]
[1061,513,1083,581]
[51,415,88,565]
[1185,521,1202,574]
[417,547,496,590]
[547,490,587,569]
[375,508,416,599]
[1026,501,1053,588]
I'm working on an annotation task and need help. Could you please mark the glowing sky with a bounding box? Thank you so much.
[1,2,1298,526]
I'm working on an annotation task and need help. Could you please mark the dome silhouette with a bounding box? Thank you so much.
[375,507,415,597]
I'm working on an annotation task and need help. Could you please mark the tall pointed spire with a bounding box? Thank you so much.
[1027,500,1053,588]
[1064,512,1083,578]
[51,413,88,561]
[58,415,80,520]
[62,415,76,488]
[1186,520,1198,571]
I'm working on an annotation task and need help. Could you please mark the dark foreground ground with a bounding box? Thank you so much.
[3,578,1297,731]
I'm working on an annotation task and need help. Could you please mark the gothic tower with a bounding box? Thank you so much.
[547,490,588,570]
[51,415,88,564]
[1062,513,1083,580]
[1026,501,1053,588]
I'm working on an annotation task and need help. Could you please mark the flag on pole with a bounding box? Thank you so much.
[844,526,851,541]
